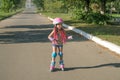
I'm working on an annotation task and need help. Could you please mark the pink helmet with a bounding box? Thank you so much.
[53,18,63,25]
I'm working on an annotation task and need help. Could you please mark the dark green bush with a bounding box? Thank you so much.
[71,9,86,20]
[84,12,110,24]
[72,9,110,25]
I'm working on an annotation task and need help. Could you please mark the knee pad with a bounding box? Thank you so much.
[58,52,63,57]
[52,52,57,58]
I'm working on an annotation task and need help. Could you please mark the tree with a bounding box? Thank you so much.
[113,0,120,14]
[33,0,44,10]
[0,0,2,8]
[84,0,90,12]
[44,0,62,13]
[1,0,12,12]
[97,0,116,14]
[1,0,25,12]
[99,0,106,14]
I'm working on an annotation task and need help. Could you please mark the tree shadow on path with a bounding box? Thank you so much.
[0,24,88,44]
[0,24,53,44]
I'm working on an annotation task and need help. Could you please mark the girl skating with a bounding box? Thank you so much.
[48,18,72,72]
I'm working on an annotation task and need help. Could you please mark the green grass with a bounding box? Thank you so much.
[0,12,14,20]
[76,25,120,46]
[41,12,71,21]
[111,14,120,17]
[0,9,23,20]
[41,12,120,46]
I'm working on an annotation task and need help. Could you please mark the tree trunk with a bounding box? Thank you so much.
[100,0,106,14]
[85,0,90,12]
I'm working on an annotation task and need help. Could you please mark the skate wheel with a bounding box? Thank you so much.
[49,69,54,72]
[61,68,64,71]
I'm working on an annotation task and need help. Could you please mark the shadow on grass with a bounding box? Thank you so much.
[64,20,85,25]
[64,19,120,36]
[0,24,88,44]
[76,25,120,36]
[64,20,120,45]
[64,20,120,36]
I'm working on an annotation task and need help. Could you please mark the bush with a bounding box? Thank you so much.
[71,9,86,20]
[85,12,110,24]
[72,9,110,25]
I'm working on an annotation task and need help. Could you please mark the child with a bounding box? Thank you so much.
[48,18,72,72]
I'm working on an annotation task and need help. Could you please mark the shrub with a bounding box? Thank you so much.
[72,9,110,25]
[84,12,110,24]
[71,9,86,20]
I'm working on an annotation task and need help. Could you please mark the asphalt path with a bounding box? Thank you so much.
[0,8,120,80]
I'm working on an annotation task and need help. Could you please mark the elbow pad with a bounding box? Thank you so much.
[49,37,54,41]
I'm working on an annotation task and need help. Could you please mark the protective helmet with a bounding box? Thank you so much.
[53,18,63,25]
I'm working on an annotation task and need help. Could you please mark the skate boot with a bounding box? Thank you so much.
[50,61,56,72]
[59,60,64,71]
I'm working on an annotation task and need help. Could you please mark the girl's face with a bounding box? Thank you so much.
[56,23,62,30]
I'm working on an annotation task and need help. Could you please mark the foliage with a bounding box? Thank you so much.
[72,8,110,24]
[33,0,119,24]
[0,9,23,20]
[33,0,44,10]
[112,0,120,13]
[84,12,110,24]
[71,8,86,20]
[90,3,100,12]
[0,0,25,12]
[44,0,65,13]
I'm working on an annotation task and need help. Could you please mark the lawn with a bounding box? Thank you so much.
[111,14,120,17]
[0,9,23,20]
[41,12,120,46]
[77,25,120,46]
